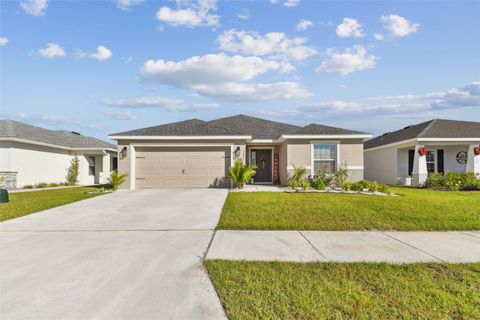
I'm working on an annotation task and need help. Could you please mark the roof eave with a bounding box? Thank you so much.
[280,134,372,140]
[108,135,252,140]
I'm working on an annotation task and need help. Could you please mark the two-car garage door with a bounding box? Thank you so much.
[135,147,230,188]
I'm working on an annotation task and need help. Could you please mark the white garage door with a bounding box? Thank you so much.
[135,147,230,188]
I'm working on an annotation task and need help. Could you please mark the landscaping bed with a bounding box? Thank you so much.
[0,186,109,222]
[217,186,480,231]
[205,260,480,320]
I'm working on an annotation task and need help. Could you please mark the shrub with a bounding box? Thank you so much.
[107,171,129,191]
[35,182,49,188]
[333,162,349,188]
[461,172,480,190]
[48,183,60,187]
[350,182,363,191]
[311,178,326,190]
[23,185,33,189]
[342,181,353,191]
[424,172,445,189]
[227,159,257,189]
[444,172,464,191]
[377,183,390,193]
[66,156,80,186]
[301,179,311,190]
[288,164,308,190]
[367,181,380,192]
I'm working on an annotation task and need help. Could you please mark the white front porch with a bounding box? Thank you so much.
[396,142,479,186]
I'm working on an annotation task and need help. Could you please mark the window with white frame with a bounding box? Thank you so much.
[426,150,436,173]
[312,144,337,174]
[87,156,96,176]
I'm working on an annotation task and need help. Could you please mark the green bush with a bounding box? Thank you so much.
[350,182,363,191]
[23,185,33,189]
[35,182,49,188]
[342,181,353,191]
[311,178,326,190]
[107,171,129,191]
[227,159,257,189]
[288,164,308,190]
[48,183,60,187]
[424,172,445,189]
[333,162,349,188]
[377,183,390,193]
[301,180,311,190]
[423,172,479,191]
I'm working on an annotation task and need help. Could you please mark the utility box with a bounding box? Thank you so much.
[0,189,9,203]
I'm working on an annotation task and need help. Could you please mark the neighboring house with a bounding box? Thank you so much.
[364,119,480,186]
[0,120,117,189]
[108,114,371,189]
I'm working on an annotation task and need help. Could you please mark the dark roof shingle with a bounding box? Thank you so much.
[364,119,480,149]
[112,114,367,139]
[0,119,116,149]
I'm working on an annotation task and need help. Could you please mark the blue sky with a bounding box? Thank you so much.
[1,0,479,141]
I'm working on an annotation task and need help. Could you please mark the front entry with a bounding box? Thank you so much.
[250,149,273,183]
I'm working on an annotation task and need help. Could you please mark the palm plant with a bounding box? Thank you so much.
[227,159,257,188]
[107,171,128,190]
[288,164,308,190]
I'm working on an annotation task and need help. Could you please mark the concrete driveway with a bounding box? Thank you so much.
[0,189,228,320]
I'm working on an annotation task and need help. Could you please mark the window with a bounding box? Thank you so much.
[87,156,96,176]
[312,144,337,174]
[426,150,436,173]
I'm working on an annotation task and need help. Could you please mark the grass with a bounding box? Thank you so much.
[0,186,108,222]
[217,186,480,231]
[205,260,480,320]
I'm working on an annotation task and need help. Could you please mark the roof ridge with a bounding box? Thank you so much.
[417,119,437,138]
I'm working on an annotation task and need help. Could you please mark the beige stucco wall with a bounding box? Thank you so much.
[278,142,288,185]
[364,146,398,184]
[0,141,112,188]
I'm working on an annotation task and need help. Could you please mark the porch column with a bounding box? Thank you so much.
[412,145,428,186]
[466,144,480,176]
[99,153,111,184]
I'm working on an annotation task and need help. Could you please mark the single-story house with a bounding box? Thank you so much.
[364,119,480,186]
[109,114,371,189]
[0,119,117,189]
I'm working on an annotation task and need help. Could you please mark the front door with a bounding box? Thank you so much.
[251,149,272,183]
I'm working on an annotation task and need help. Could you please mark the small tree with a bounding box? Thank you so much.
[107,171,128,190]
[333,161,349,189]
[66,156,80,186]
[227,159,256,188]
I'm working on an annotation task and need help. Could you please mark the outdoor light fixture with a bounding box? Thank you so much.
[120,147,127,159]
[234,146,241,158]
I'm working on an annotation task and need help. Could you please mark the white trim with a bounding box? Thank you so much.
[365,137,480,152]
[130,143,233,147]
[109,135,251,140]
[347,166,364,170]
[248,139,278,144]
[130,145,135,190]
[0,137,116,152]
[248,146,274,184]
[282,134,371,139]
[418,138,480,142]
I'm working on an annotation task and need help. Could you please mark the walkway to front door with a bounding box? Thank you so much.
[250,148,273,183]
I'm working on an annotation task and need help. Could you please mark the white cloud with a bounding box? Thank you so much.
[88,45,112,61]
[217,29,317,61]
[37,43,66,58]
[380,14,419,37]
[99,97,219,112]
[20,0,47,16]
[115,0,144,11]
[2,111,102,130]
[105,111,137,120]
[99,97,184,108]
[140,53,292,87]
[237,8,249,20]
[316,45,377,75]
[296,19,313,31]
[196,82,312,101]
[0,37,8,46]
[336,18,365,38]
[299,82,480,116]
[156,0,219,28]
[373,33,385,41]
[283,0,300,7]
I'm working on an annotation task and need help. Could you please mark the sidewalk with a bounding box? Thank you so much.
[206,230,480,263]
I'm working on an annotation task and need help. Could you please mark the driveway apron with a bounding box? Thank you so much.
[0,189,228,320]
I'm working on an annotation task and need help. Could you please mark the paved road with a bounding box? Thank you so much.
[207,230,480,263]
[1,189,228,320]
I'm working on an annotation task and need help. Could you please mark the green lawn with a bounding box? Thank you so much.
[217,187,480,231]
[206,260,480,320]
[0,187,108,222]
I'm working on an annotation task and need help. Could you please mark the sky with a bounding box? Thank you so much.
[1,0,479,141]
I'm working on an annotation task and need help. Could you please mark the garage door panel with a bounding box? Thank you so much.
[135,147,229,188]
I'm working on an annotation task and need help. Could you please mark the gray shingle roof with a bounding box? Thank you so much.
[112,114,367,139]
[110,119,239,136]
[364,119,480,149]
[0,119,116,150]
